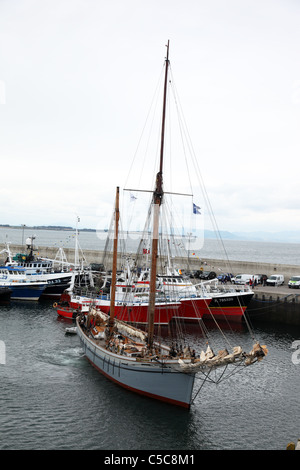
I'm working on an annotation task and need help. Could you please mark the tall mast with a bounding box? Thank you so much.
[147,41,170,347]
[108,186,120,335]
[75,216,79,268]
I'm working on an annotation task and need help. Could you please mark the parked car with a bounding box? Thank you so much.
[217,273,233,283]
[90,263,105,272]
[266,274,284,286]
[288,276,300,289]
[232,274,253,285]
[199,271,216,280]
[189,270,202,279]
[231,274,260,285]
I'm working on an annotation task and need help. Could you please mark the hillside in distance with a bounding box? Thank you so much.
[204,229,300,243]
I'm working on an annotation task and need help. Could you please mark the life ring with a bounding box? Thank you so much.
[53,302,58,308]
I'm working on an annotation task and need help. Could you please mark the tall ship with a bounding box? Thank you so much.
[76,42,267,408]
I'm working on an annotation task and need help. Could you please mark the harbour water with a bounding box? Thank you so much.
[0,227,300,451]
[0,300,299,451]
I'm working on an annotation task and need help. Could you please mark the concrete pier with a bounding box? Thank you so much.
[246,285,300,326]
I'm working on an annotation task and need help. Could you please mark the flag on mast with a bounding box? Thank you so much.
[193,203,201,215]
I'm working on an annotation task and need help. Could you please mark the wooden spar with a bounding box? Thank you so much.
[109,186,120,334]
[159,40,169,175]
[147,41,170,348]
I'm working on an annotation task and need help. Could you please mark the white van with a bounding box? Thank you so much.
[232,274,253,285]
[266,274,284,286]
[288,276,300,289]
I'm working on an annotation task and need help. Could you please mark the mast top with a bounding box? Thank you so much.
[155,40,170,205]
[147,41,170,348]
[165,40,170,61]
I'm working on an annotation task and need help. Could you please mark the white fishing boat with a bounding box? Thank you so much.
[1,229,94,298]
[76,42,267,408]
[0,266,47,300]
[1,241,73,297]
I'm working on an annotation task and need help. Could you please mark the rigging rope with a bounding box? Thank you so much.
[113,55,261,355]
[165,65,259,341]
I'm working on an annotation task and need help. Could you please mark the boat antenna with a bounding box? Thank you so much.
[108,186,120,337]
[147,41,170,348]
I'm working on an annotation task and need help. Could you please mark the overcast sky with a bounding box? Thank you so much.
[1,0,300,235]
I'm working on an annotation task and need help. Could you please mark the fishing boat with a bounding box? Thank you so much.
[60,267,211,324]
[0,266,46,300]
[1,233,94,298]
[1,241,73,298]
[63,267,251,323]
[200,279,254,321]
[57,277,183,324]
[76,43,267,408]
[55,291,90,319]
[132,220,253,323]
[140,268,253,322]
[56,304,89,319]
[72,276,182,324]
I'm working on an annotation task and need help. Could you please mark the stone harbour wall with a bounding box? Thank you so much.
[3,244,300,280]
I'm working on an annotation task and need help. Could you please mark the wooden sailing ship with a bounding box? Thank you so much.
[76,42,267,408]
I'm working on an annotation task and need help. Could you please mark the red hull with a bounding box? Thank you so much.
[57,306,79,319]
[69,296,181,325]
[202,306,246,322]
[174,297,212,321]
[62,293,248,324]
[93,302,180,325]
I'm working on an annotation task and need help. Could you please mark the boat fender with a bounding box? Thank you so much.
[53,302,58,308]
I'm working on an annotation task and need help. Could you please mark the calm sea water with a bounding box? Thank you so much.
[0,300,299,451]
[0,227,300,451]
[1,226,300,266]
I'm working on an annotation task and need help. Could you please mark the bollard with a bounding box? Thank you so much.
[286,439,300,450]
[286,442,295,450]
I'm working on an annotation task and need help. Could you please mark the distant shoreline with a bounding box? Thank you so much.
[0,224,96,232]
[1,224,300,244]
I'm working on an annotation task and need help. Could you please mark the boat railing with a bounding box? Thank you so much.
[194,279,253,295]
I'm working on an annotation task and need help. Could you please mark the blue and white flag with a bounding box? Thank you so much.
[193,203,201,215]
